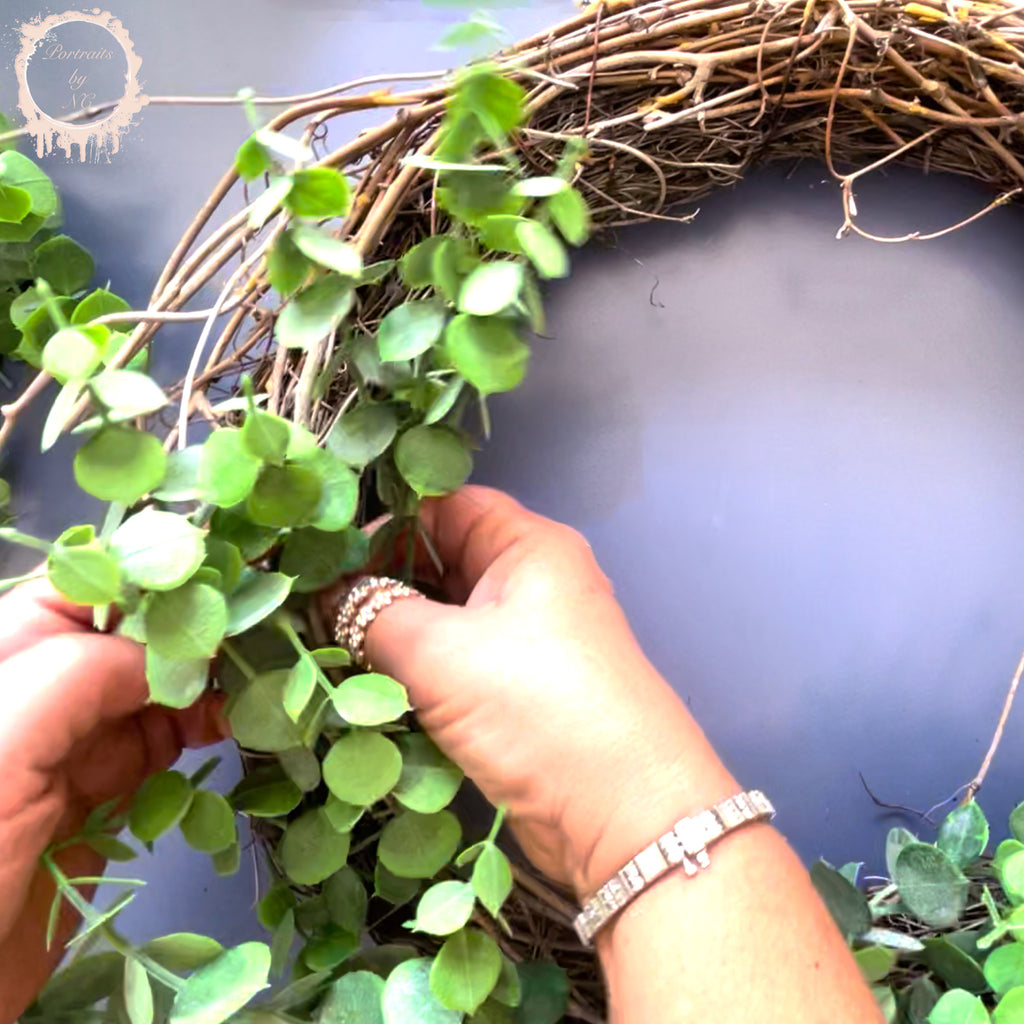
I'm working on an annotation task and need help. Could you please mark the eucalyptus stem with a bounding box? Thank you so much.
[221,638,258,681]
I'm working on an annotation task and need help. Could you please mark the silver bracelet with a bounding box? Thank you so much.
[573,789,776,946]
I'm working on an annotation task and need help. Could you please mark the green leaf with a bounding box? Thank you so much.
[984,944,1024,996]
[445,314,529,395]
[130,770,194,843]
[277,274,354,350]
[513,962,568,1024]
[199,429,262,507]
[86,833,137,861]
[376,863,421,906]
[333,672,411,726]
[224,572,293,636]
[472,844,512,918]
[894,843,968,929]
[168,942,271,1024]
[379,301,447,362]
[226,669,306,752]
[886,827,917,878]
[34,235,95,295]
[0,212,45,244]
[394,734,463,813]
[72,287,130,326]
[323,797,364,833]
[926,990,990,1024]
[123,956,153,1024]
[110,510,206,591]
[395,425,472,497]
[383,958,462,1024]
[279,527,353,593]
[923,938,987,993]
[547,187,590,246]
[47,543,121,605]
[0,183,30,223]
[267,229,311,295]
[327,402,398,467]
[212,841,240,875]
[291,225,362,277]
[202,538,243,593]
[320,971,385,1024]
[280,807,351,885]
[247,463,322,527]
[410,881,476,936]
[431,928,501,1014]
[90,369,167,419]
[74,426,167,504]
[146,583,228,660]
[451,65,526,135]
[255,128,314,164]
[401,236,448,288]
[938,801,989,869]
[476,215,527,256]
[1011,803,1024,843]
[854,945,896,984]
[286,167,351,218]
[248,175,293,230]
[35,952,123,1011]
[361,259,396,285]
[995,987,1024,1024]
[996,840,1024,875]
[283,656,318,721]
[379,810,462,879]
[235,136,272,181]
[323,731,403,805]
[491,957,521,1009]
[257,885,295,930]
[0,151,57,216]
[229,766,302,817]
[324,866,368,934]
[512,177,568,198]
[145,649,209,709]
[458,261,523,316]
[303,927,359,972]
[42,326,102,380]
[809,861,871,937]
[292,446,359,532]
[180,790,236,853]
[142,933,224,973]
[1002,850,1024,905]
[269,908,295,980]
[424,377,465,426]
[515,220,568,279]
[242,410,290,464]
[153,446,203,502]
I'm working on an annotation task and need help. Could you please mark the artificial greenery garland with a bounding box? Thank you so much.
[2,0,1024,1020]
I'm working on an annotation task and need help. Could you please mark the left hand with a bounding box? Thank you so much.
[0,579,226,1023]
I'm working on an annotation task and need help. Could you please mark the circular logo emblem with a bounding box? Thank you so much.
[14,9,147,161]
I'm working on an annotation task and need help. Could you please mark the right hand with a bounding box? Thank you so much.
[325,486,739,897]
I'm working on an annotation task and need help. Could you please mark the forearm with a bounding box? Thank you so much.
[566,671,882,1024]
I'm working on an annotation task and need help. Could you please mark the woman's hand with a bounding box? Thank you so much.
[0,579,225,1023]
[326,485,740,898]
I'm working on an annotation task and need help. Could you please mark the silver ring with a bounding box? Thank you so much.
[333,575,424,670]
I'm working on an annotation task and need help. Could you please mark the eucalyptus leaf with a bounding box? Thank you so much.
[110,510,206,591]
[853,946,896,984]
[333,672,411,726]
[248,175,292,230]
[146,583,228,660]
[809,861,871,937]
[225,572,293,635]
[123,956,154,1024]
[146,648,210,709]
[323,731,403,805]
[153,446,203,501]
[199,429,262,507]
[40,380,82,452]
[382,958,462,1024]
[180,790,236,854]
[320,971,385,1024]
[247,463,322,527]
[269,908,295,980]
[291,446,359,532]
[142,933,224,973]
[995,987,1024,1024]
[279,745,322,791]
[394,733,464,813]
[326,402,399,468]
[42,326,102,381]
[229,766,302,817]
[90,370,167,418]
[72,287,131,326]
[378,810,462,880]
[280,807,351,886]
[937,801,989,869]
[515,220,569,279]
[395,424,472,497]
[894,843,968,929]
[379,301,447,362]
[0,183,30,223]
[291,225,362,277]
[0,152,58,217]
[324,866,368,934]
[130,770,194,843]
[277,275,354,350]
[267,229,312,295]
[985,943,1024,996]
[401,236,448,288]
[445,314,529,395]
[74,425,167,504]
[512,177,569,198]
[168,942,271,1024]
[886,827,917,879]
[286,167,351,218]
[923,937,987,993]
[375,862,422,906]
[410,880,476,936]
[242,411,291,464]
[513,962,568,1024]
[547,187,590,246]
[458,261,523,316]
[1011,802,1024,843]
[283,656,318,721]
[35,952,123,1012]
[323,797,364,833]
[472,844,512,919]
[47,543,121,605]
[226,669,305,752]
[926,990,990,1024]
[430,928,502,1014]
[234,135,273,181]
[34,234,94,294]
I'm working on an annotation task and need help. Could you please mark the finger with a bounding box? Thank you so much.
[0,577,95,661]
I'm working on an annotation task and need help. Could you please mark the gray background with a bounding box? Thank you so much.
[2,0,1024,945]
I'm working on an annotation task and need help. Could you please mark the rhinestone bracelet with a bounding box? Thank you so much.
[574,789,776,946]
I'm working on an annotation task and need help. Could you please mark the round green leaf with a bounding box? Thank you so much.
[885,827,916,878]
[395,425,472,498]
[378,810,462,879]
[153,447,203,502]
[324,866,369,934]
[1012,803,1024,844]
[937,801,989,869]
[280,808,351,885]
[0,183,30,223]
[375,862,421,907]
[286,167,351,218]
[515,220,569,279]
[247,463,322,528]
[923,938,987,994]
[809,861,871,937]
[283,656,317,721]
[323,731,403,806]
[145,649,209,710]
[180,790,236,853]
[110,510,206,591]
[382,958,461,1024]
[291,225,362,277]
[320,971,385,1024]
[90,370,167,418]
[130,770,194,843]
[47,544,121,605]
[276,275,353,350]
[444,314,529,396]
[235,136,272,182]
[1003,851,1024,905]
[323,797,364,833]
[199,429,262,507]
[333,673,411,726]
[142,934,224,973]
[547,186,590,246]
[42,327,102,381]
[123,958,153,1024]
[457,261,523,316]
[995,987,1024,1024]
[379,301,447,362]
[894,843,968,929]
[327,403,399,468]
[514,962,569,1024]
[168,942,271,1024]
[472,844,512,919]
[996,840,1024,875]
[393,734,464,813]
[985,945,1024,996]
[0,151,58,217]
[430,929,501,1014]
[145,583,228,660]
[225,572,293,635]
[401,236,447,288]
[292,447,359,532]
[242,411,290,464]
[74,426,167,504]
[229,766,302,818]
[33,234,95,294]
[411,881,476,936]
[72,287,131,326]
[226,669,305,752]
[512,177,568,198]
[267,229,312,295]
